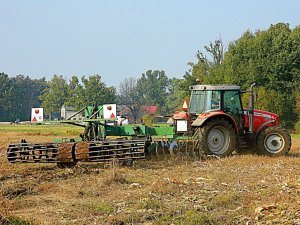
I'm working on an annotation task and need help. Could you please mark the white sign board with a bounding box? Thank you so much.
[103,104,117,119]
[31,108,44,122]
[176,120,188,132]
[117,116,129,125]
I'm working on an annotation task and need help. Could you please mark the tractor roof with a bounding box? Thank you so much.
[190,84,240,91]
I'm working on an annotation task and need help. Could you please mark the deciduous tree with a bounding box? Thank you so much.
[136,70,170,109]
[39,75,68,120]
[118,77,142,123]
[81,74,116,106]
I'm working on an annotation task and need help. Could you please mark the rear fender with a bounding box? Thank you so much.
[191,112,239,132]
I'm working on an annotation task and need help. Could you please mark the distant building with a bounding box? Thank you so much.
[61,105,84,120]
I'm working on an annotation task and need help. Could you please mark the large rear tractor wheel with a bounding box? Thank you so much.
[257,126,291,156]
[197,119,236,157]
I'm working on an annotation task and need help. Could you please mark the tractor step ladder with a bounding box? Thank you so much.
[238,133,248,149]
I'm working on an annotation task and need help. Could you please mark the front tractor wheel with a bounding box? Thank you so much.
[197,119,236,157]
[257,126,291,156]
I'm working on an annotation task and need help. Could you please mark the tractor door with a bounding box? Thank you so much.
[223,91,244,131]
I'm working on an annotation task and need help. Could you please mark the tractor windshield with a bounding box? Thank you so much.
[189,90,221,114]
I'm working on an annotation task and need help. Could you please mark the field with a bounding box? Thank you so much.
[1,124,300,224]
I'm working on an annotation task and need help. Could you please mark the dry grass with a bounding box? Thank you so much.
[1,125,300,224]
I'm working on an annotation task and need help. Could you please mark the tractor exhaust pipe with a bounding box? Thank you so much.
[249,83,256,133]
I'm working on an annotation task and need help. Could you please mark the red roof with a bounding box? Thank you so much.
[143,106,159,115]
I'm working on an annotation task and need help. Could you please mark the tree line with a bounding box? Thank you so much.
[0,23,299,129]
[0,73,46,122]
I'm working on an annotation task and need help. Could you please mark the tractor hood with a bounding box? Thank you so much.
[253,109,279,119]
[253,109,279,125]
[244,109,279,131]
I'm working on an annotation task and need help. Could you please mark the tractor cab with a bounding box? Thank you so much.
[189,84,244,130]
[189,85,242,114]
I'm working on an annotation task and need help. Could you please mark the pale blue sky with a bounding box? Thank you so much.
[1,0,299,86]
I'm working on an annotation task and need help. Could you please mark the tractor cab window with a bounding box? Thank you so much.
[223,91,243,114]
[206,91,221,111]
[189,90,205,114]
[189,90,221,114]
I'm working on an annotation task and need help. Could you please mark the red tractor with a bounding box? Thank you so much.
[173,83,291,156]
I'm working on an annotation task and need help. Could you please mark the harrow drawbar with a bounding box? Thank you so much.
[7,139,146,165]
